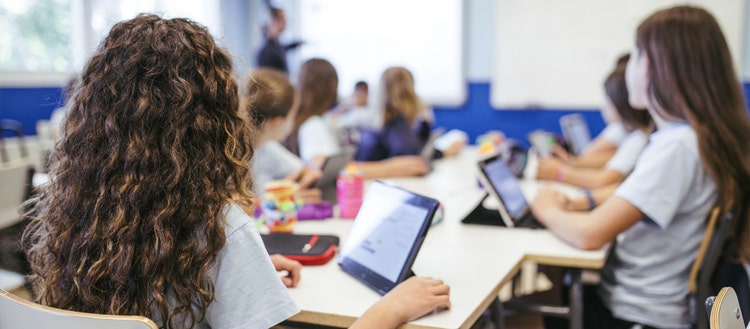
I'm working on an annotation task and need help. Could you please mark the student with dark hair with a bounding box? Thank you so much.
[533,6,750,328]
[285,58,430,178]
[23,15,449,329]
[537,55,652,195]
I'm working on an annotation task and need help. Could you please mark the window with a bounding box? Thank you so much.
[0,0,72,71]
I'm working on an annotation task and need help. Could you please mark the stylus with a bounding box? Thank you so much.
[302,235,319,253]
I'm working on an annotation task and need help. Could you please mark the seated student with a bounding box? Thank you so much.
[531,6,750,329]
[243,68,321,203]
[355,66,464,162]
[552,55,632,168]
[285,58,430,178]
[22,15,450,329]
[536,54,652,191]
[284,58,342,168]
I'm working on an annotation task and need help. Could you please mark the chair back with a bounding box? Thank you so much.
[707,287,746,329]
[0,288,158,329]
[0,158,34,230]
[0,119,28,163]
[690,208,737,329]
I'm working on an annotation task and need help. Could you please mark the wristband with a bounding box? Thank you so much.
[556,166,569,182]
[581,189,595,211]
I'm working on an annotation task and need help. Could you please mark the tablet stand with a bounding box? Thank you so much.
[461,193,506,226]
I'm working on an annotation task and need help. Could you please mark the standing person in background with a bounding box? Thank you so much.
[22,14,450,329]
[533,6,750,328]
[256,4,302,74]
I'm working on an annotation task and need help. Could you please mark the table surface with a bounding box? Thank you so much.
[286,148,608,329]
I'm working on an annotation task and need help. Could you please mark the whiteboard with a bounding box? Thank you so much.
[298,0,465,106]
[491,0,745,109]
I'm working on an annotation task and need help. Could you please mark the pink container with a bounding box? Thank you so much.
[337,166,364,219]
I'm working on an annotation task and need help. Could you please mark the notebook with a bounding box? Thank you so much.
[475,155,544,229]
[338,181,439,295]
[559,113,592,156]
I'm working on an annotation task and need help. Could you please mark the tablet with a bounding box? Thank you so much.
[338,181,439,295]
[314,149,355,201]
[476,154,534,228]
[559,113,592,155]
[421,127,445,168]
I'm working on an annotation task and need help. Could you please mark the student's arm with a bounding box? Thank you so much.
[354,156,429,179]
[537,158,624,189]
[555,144,617,168]
[531,187,643,250]
[565,183,619,211]
[350,276,451,329]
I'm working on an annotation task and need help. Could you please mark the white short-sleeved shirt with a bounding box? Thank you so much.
[604,129,649,175]
[601,123,716,328]
[252,141,305,193]
[298,115,341,164]
[598,122,628,146]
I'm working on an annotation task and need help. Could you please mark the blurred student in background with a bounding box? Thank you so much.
[243,68,321,203]
[537,54,652,204]
[285,59,431,178]
[355,66,464,162]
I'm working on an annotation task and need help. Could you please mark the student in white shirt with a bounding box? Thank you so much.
[23,15,450,329]
[537,54,652,193]
[532,6,750,329]
[552,55,643,169]
[243,68,321,203]
[285,58,431,179]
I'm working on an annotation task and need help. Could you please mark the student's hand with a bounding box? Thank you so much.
[531,187,568,222]
[286,168,322,189]
[564,196,590,212]
[384,156,430,177]
[297,188,323,204]
[536,158,564,181]
[551,145,572,163]
[441,140,466,158]
[376,277,451,325]
[270,254,302,288]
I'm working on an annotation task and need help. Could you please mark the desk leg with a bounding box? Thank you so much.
[490,297,504,329]
[568,268,583,329]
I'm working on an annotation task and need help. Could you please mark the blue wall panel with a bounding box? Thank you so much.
[3,82,750,142]
[0,87,63,137]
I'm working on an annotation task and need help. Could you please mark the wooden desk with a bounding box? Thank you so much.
[286,149,607,329]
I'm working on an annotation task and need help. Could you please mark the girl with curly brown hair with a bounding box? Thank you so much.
[23,14,449,329]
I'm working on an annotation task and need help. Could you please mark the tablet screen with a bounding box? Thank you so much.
[339,181,439,294]
[479,156,529,220]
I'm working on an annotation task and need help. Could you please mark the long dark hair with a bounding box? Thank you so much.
[604,54,651,132]
[23,14,255,328]
[283,58,338,155]
[637,6,750,259]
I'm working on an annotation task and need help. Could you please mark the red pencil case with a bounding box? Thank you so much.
[260,234,339,266]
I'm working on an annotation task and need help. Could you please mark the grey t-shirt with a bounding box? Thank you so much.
[602,123,716,328]
[605,129,648,175]
[252,141,305,193]
[156,204,300,328]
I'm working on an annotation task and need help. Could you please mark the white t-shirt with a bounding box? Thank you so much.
[604,129,649,175]
[601,123,716,328]
[252,141,305,193]
[298,115,341,164]
[598,122,628,146]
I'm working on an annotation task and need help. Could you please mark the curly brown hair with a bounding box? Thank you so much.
[23,14,254,328]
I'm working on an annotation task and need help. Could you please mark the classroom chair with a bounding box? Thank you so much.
[690,208,739,329]
[0,288,158,329]
[706,287,745,329]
